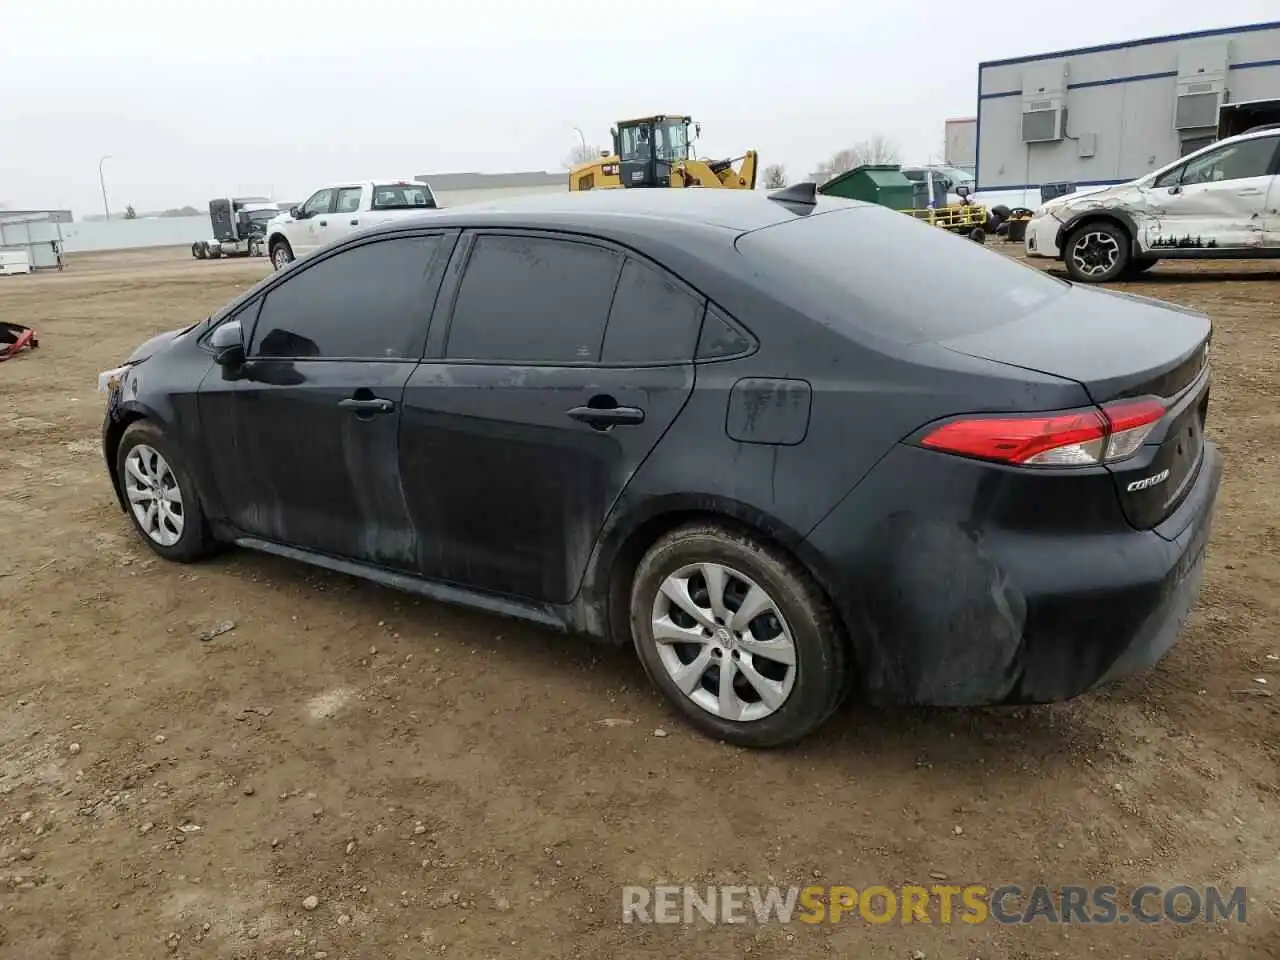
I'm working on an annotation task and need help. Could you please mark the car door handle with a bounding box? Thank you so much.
[567,401,645,429]
[1237,188,1264,196]
[338,397,395,414]
[319,219,328,227]
[349,218,359,226]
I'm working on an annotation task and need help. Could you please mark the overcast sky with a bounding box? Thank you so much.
[2,0,1277,215]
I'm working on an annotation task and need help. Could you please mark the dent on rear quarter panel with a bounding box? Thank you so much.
[857,513,1027,705]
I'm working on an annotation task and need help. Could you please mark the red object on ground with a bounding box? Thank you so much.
[0,322,39,361]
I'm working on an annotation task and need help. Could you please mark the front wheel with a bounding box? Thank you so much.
[270,239,294,270]
[116,421,217,563]
[1063,221,1130,283]
[629,522,850,747]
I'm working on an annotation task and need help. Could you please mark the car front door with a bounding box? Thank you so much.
[294,188,336,255]
[329,186,365,245]
[197,230,457,568]
[398,231,702,604]
[1145,135,1280,252]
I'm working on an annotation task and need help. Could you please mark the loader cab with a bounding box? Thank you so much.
[615,115,694,188]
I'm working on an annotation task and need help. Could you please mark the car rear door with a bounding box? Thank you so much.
[197,230,457,568]
[1148,134,1280,250]
[398,230,702,604]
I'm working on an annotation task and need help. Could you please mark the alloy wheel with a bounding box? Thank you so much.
[1070,230,1120,277]
[123,444,185,547]
[650,563,798,722]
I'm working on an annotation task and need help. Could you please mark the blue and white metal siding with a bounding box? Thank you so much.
[976,21,1280,196]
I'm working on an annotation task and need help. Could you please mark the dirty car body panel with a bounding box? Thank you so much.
[102,187,1222,711]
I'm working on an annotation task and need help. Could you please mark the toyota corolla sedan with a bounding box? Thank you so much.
[98,186,1221,747]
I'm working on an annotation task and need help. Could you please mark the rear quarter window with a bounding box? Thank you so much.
[736,205,1067,343]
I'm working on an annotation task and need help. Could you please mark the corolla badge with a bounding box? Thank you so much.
[1127,469,1170,493]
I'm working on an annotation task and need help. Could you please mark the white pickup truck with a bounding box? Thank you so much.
[265,179,440,270]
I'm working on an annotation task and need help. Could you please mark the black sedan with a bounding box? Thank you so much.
[99,185,1221,746]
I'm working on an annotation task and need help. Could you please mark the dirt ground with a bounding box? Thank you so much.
[0,245,1277,960]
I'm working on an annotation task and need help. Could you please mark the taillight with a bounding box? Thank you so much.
[920,397,1165,467]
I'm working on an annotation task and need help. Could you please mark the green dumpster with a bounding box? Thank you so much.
[817,164,914,210]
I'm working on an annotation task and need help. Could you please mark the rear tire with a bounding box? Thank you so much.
[629,522,850,747]
[968,226,986,244]
[115,421,217,563]
[191,242,204,260]
[270,239,294,270]
[1063,221,1130,283]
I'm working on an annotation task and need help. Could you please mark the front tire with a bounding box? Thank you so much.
[1063,221,1130,283]
[270,239,294,270]
[116,421,216,563]
[629,522,849,747]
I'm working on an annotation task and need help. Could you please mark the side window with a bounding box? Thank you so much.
[301,189,334,217]
[601,258,704,364]
[445,234,621,363]
[250,236,443,360]
[696,305,754,360]
[1178,137,1278,185]
[1153,164,1186,189]
[334,187,362,214]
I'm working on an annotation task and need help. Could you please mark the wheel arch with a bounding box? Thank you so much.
[103,408,154,512]
[582,495,845,649]
[1054,210,1140,259]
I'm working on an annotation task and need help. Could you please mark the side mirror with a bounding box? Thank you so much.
[956,184,971,199]
[210,319,246,368]
[1168,184,1182,195]
[289,206,303,219]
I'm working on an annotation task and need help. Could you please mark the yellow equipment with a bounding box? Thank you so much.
[569,115,758,191]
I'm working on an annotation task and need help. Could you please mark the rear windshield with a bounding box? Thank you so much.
[736,205,1066,343]
[372,184,437,210]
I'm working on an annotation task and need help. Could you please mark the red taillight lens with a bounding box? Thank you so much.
[920,397,1165,467]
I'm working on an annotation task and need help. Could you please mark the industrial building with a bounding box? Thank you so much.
[975,20,1280,205]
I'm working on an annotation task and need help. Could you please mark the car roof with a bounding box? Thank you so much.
[374,188,868,237]
[1221,125,1280,144]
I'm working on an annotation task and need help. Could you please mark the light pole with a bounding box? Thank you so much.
[98,155,113,220]
[572,127,587,160]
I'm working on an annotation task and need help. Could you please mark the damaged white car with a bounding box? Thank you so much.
[1025,126,1280,282]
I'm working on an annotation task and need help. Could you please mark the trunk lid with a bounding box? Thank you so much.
[939,285,1211,533]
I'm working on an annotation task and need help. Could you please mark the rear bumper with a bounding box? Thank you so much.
[803,441,1223,706]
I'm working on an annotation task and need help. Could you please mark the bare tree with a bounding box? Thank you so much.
[762,164,788,189]
[813,136,901,182]
[564,143,605,168]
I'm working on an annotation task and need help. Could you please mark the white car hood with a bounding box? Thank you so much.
[1044,182,1146,217]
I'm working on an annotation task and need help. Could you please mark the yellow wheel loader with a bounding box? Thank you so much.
[569,115,757,191]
